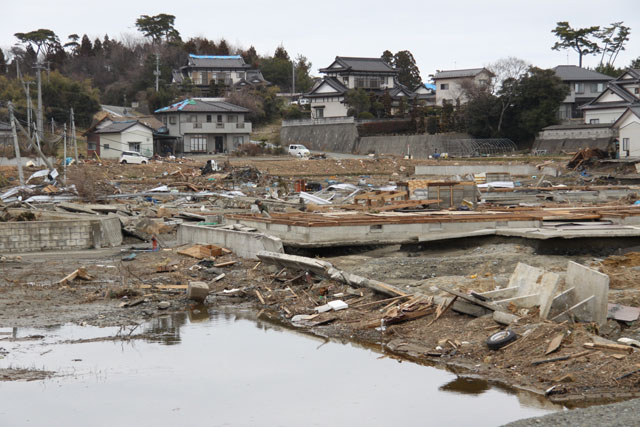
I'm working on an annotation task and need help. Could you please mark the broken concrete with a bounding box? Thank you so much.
[187,281,210,303]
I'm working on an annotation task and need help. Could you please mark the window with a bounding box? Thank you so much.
[104,144,110,150]
[190,134,207,152]
[161,116,167,125]
[236,71,245,79]
[128,142,141,152]
[206,115,212,123]
[440,83,449,90]
[227,115,238,123]
[217,115,223,123]
[343,77,349,85]
[314,107,324,119]
[623,138,630,151]
[635,88,640,95]
[187,115,196,123]
[575,83,584,94]
[478,79,488,86]
[591,83,604,92]
[590,119,600,124]
[169,116,176,125]
[87,141,96,150]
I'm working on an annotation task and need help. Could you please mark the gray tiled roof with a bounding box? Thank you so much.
[187,54,250,69]
[155,99,249,114]
[320,57,397,74]
[552,65,613,82]
[433,68,491,79]
[95,121,151,134]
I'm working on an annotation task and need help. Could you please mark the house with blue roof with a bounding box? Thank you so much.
[172,54,268,95]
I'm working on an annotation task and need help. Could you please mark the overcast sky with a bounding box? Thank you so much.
[3,0,640,80]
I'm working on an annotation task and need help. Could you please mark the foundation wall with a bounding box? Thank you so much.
[178,224,284,259]
[415,164,559,177]
[0,217,122,253]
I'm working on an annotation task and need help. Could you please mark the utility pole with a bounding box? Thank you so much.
[154,54,160,92]
[63,123,67,183]
[34,63,44,142]
[70,108,78,163]
[25,82,32,137]
[8,102,25,186]
[292,59,296,101]
[51,118,54,135]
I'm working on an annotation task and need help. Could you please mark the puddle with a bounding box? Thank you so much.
[0,308,560,426]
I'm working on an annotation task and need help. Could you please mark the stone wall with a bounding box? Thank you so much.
[357,133,468,157]
[280,123,359,153]
[0,216,122,253]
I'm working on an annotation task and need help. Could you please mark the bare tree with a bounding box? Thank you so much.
[488,57,529,132]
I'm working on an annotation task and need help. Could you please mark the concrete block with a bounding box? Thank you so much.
[551,296,596,324]
[566,261,609,326]
[187,281,209,303]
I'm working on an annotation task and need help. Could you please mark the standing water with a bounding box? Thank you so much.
[0,308,558,426]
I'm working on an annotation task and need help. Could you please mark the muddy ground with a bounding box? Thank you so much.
[3,235,640,408]
[3,155,640,407]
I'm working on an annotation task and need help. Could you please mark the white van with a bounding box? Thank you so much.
[288,144,310,158]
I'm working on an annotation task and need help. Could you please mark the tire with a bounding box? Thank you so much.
[486,330,517,350]
[121,160,127,164]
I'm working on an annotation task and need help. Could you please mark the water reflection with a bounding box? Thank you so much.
[440,376,491,395]
[0,308,559,426]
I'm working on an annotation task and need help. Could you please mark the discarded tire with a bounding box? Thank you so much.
[486,330,517,350]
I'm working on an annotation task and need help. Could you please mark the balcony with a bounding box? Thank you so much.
[182,121,252,134]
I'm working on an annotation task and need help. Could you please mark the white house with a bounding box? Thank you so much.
[86,120,154,159]
[552,65,613,121]
[305,56,415,118]
[432,68,494,106]
[154,98,251,154]
[580,68,640,124]
[612,106,640,158]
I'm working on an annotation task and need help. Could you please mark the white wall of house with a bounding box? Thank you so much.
[434,71,492,106]
[122,125,154,157]
[584,108,627,124]
[98,124,153,159]
[616,115,640,158]
[99,133,123,159]
[310,97,347,118]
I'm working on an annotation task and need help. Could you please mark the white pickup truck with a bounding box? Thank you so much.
[288,144,310,158]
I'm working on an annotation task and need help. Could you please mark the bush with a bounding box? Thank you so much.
[357,111,375,119]
[357,119,416,137]
[235,143,264,157]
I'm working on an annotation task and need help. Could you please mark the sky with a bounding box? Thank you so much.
[3,0,640,80]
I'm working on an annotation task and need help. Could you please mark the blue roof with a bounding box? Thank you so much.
[189,54,242,59]
[424,83,436,91]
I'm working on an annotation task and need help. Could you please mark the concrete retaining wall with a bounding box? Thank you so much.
[178,224,284,259]
[415,164,559,177]
[280,122,468,158]
[280,123,359,153]
[356,133,468,157]
[0,216,122,253]
[532,137,613,154]
[0,157,57,167]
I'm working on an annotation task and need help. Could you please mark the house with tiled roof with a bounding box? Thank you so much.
[83,119,155,159]
[172,54,268,95]
[154,98,251,154]
[552,66,613,120]
[432,68,494,106]
[612,106,640,158]
[305,56,415,118]
[580,68,640,124]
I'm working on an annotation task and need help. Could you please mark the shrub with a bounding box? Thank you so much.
[357,111,375,119]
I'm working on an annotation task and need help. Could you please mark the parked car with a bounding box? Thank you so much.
[288,144,310,158]
[119,151,149,164]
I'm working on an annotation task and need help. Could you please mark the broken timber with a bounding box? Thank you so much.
[256,251,406,297]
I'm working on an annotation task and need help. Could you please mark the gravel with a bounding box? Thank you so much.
[504,398,640,427]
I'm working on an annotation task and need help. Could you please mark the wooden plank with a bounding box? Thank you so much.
[545,333,564,355]
[255,290,266,305]
[435,284,502,312]
[583,342,634,354]
[214,260,237,268]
